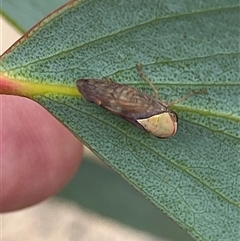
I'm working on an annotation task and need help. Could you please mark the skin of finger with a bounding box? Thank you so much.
[1,96,83,212]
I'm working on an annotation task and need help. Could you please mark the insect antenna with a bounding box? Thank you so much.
[168,88,207,106]
[136,63,206,107]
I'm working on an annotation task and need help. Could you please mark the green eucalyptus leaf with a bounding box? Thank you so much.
[1,0,240,240]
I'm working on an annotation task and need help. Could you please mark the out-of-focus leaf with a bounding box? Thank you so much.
[1,0,67,32]
[1,0,239,240]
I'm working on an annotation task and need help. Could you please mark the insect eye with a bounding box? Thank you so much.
[169,111,178,123]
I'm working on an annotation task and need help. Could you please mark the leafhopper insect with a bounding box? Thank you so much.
[76,64,205,138]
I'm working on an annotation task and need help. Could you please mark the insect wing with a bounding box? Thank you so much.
[76,79,167,119]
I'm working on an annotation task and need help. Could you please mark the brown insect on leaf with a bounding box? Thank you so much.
[76,64,206,138]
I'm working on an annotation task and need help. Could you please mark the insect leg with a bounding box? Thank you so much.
[168,88,207,106]
[102,76,113,82]
[136,63,159,98]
